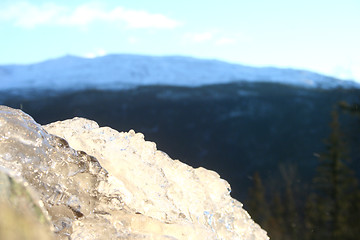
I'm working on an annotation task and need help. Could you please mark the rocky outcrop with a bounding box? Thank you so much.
[0,105,269,240]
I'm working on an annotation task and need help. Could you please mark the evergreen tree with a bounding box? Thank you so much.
[339,101,360,117]
[305,192,328,239]
[279,164,302,239]
[338,100,360,238]
[247,167,303,240]
[308,108,359,240]
[268,192,286,239]
[247,172,270,229]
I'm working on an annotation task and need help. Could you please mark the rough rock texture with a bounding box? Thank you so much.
[0,105,269,240]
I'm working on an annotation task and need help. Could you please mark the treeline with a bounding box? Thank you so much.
[246,101,360,240]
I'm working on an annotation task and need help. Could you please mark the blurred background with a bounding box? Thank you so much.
[1,1,360,239]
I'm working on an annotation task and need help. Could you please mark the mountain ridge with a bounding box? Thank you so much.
[1,54,359,93]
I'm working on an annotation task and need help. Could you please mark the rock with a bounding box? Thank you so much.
[0,169,55,240]
[0,105,269,240]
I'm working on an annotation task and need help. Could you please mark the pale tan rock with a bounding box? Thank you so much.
[0,105,268,239]
[0,170,55,240]
[44,117,269,240]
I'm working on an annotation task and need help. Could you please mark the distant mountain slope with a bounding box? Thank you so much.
[1,54,359,92]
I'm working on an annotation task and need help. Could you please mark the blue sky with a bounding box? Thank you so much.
[0,0,359,82]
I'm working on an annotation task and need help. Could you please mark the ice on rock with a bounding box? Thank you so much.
[0,105,269,240]
[0,106,119,238]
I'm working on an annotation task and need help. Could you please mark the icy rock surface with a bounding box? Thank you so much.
[0,105,269,240]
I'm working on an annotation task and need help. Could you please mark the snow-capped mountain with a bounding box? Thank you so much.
[0,54,359,92]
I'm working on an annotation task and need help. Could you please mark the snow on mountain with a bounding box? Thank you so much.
[0,54,359,92]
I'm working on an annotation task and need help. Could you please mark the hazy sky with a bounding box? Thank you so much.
[0,0,359,82]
